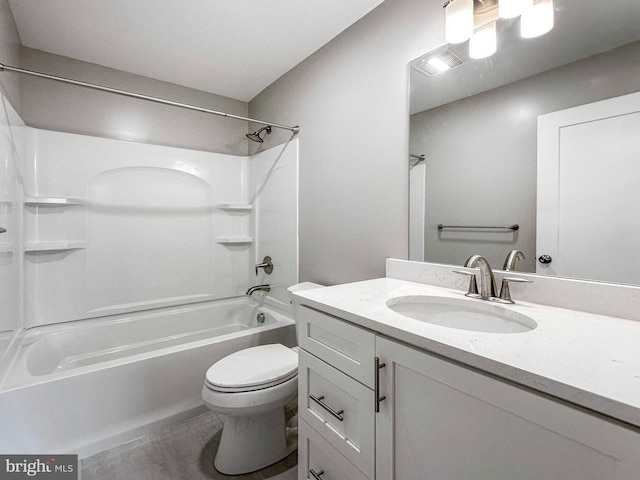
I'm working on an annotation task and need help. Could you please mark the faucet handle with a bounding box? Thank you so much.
[453,270,481,298]
[255,256,274,275]
[492,276,533,304]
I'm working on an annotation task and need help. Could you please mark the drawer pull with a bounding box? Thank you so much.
[310,468,325,480]
[375,356,386,413]
[310,394,344,421]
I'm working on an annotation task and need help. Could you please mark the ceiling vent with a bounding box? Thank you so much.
[410,46,465,76]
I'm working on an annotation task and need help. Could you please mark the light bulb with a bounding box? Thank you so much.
[469,21,497,59]
[445,0,474,44]
[521,0,554,38]
[499,0,533,19]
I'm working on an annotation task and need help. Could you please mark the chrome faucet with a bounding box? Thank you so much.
[246,284,271,296]
[464,255,497,300]
[503,250,525,271]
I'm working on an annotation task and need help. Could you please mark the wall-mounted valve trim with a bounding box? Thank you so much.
[255,256,274,275]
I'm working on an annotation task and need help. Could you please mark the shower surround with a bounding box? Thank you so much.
[19,127,298,327]
[0,92,299,455]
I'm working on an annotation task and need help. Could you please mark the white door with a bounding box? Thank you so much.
[537,91,640,283]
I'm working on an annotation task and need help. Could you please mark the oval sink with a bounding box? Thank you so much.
[386,296,536,334]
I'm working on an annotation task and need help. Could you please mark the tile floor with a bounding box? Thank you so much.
[81,411,297,480]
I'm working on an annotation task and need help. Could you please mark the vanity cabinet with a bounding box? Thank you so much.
[297,304,640,480]
[376,336,640,480]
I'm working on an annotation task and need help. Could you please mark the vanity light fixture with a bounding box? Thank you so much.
[443,0,554,59]
[469,21,497,59]
[499,0,533,19]
[520,0,554,38]
[445,0,474,44]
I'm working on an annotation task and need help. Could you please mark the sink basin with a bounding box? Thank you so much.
[386,296,536,334]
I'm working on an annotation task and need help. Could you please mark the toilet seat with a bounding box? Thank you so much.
[205,344,298,393]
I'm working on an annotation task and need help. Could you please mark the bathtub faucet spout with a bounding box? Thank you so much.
[246,284,271,296]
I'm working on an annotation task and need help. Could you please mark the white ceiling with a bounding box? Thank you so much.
[8,0,386,102]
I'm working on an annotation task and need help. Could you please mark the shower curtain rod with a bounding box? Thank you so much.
[0,62,300,135]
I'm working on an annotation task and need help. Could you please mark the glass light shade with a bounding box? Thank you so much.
[445,0,474,44]
[499,0,534,19]
[521,0,554,38]
[469,21,497,59]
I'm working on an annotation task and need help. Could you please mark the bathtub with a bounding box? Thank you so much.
[0,298,296,457]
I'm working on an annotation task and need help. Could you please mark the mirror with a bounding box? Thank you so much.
[409,0,640,285]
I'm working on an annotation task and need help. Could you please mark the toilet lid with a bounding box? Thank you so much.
[205,344,298,393]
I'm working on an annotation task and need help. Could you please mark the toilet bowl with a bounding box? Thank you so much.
[201,282,323,475]
[201,343,299,475]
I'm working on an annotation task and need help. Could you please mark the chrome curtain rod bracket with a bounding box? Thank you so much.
[0,62,300,135]
[438,224,520,231]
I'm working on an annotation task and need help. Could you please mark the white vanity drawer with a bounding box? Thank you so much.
[299,418,369,480]
[297,305,375,387]
[299,349,375,479]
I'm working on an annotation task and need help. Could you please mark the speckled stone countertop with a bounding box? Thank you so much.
[293,277,640,429]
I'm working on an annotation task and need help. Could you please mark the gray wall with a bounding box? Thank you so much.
[19,47,250,155]
[410,41,640,272]
[249,0,446,285]
[0,0,21,110]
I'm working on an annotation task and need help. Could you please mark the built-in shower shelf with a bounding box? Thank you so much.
[215,236,253,244]
[217,204,253,212]
[24,241,87,252]
[25,196,86,206]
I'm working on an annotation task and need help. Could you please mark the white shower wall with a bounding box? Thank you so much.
[22,128,298,328]
[250,139,299,306]
[0,92,26,364]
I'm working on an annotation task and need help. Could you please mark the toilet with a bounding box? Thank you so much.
[201,282,323,475]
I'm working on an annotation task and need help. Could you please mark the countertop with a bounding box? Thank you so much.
[293,277,640,429]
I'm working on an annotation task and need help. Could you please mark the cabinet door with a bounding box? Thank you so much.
[376,337,640,480]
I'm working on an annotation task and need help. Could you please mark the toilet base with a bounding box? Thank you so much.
[214,407,297,475]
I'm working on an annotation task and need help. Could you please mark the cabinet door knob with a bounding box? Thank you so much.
[310,469,325,480]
